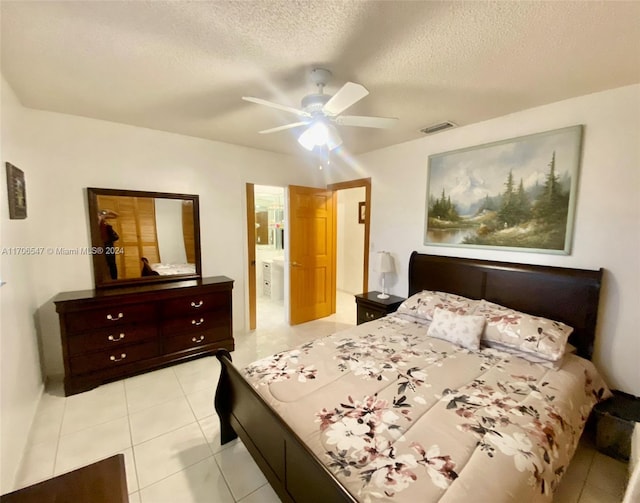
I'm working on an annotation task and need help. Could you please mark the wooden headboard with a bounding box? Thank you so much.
[408,252,603,360]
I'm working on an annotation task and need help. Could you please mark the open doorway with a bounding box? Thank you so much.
[254,185,286,329]
[246,178,370,329]
[334,186,366,323]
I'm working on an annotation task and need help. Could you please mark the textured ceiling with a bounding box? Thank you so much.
[1,1,639,156]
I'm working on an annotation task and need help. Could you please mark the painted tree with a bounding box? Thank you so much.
[514,178,531,223]
[429,188,460,221]
[498,170,518,226]
[499,171,533,227]
[533,151,569,225]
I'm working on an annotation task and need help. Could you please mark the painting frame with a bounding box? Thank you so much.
[424,125,583,255]
[6,162,27,219]
[358,201,366,224]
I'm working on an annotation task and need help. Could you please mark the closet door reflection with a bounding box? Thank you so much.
[97,195,159,280]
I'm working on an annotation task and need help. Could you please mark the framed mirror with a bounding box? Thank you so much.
[87,187,201,289]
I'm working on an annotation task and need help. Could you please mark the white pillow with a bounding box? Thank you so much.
[427,308,486,351]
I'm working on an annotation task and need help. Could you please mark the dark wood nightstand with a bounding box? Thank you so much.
[355,292,406,325]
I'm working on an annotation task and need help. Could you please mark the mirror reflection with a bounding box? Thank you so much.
[88,188,200,288]
[254,186,284,250]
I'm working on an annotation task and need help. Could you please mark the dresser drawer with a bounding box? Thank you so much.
[161,311,229,335]
[164,326,230,354]
[65,303,156,333]
[67,325,157,357]
[161,292,229,317]
[70,341,159,375]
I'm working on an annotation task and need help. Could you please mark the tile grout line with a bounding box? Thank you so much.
[237,483,271,503]
[14,385,66,489]
[212,447,241,503]
[131,365,215,494]
[136,453,219,495]
[123,378,141,496]
[50,387,68,479]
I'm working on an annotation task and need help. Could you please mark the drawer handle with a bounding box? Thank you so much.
[191,335,205,343]
[367,312,375,319]
[107,333,125,342]
[109,353,127,362]
[191,318,204,326]
[190,300,204,308]
[106,312,124,321]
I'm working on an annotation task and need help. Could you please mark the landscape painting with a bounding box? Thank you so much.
[425,125,583,254]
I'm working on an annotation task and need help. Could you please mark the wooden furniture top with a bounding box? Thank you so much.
[0,454,128,503]
[54,276,233,306]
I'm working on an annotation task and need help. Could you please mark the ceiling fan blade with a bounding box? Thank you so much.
[259,122,309,134]
[334,115,398,129]
[322,82,369,116]
[242,97,310,118]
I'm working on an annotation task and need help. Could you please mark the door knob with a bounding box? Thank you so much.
[291,261,302,267]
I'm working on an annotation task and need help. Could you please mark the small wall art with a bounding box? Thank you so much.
[358,201,366,224]
[6,162,27,219]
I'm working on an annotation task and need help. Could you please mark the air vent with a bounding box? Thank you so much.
[420,121,457,135]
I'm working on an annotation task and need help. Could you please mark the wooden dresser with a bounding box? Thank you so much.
[54,276,233,396]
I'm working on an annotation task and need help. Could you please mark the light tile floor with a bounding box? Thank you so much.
[12,291,629,502]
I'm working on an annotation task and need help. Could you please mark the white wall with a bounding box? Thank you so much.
[337,187,365,294]
[0,78,45,494]
[328,84,640,397]
[0,75,321,491]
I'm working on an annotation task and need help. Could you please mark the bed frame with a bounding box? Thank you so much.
[214,252,603,503]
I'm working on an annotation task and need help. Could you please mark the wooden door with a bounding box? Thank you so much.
[96,195,160,279]
[246,184,257,330]
[288,185,336,325]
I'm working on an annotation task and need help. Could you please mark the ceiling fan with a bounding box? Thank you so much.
[242,68,397,151]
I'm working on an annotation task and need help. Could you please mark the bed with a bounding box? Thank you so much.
[150,262,196,275]
[214,252,610,502]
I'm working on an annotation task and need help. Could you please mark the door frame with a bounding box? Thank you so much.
[245,177,371,329]
[327,178,371,296]
[245,183,257,330]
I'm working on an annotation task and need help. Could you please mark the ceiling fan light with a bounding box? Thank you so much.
[325,123,342,150]
[297,121,342,151]
[297,125,318,151]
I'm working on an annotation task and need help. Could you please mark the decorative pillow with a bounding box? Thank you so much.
[397,290,478,323]
[426,308,486,351]
[475,300,573,362]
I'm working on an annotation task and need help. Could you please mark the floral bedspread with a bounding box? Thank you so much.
[241,314,610,503]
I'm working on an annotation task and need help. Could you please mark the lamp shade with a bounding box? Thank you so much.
[375,251,394,274]
[298,121,343,151]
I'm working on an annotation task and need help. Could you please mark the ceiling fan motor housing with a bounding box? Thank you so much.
[301,93,331,115]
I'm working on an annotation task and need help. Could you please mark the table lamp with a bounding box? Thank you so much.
[376,251,394,299]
